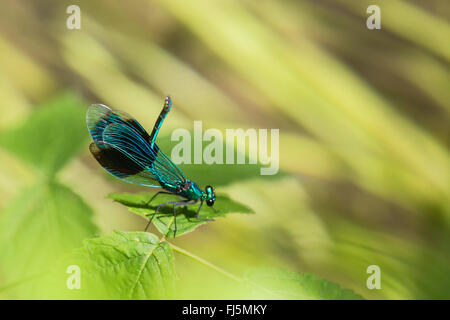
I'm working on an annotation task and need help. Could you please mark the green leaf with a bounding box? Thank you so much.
[0,182,98,278]
[245,267,364,300]
[108,192,253,238]
[48,231,176,299]
[0,91,88,175]
[0,181,98,298]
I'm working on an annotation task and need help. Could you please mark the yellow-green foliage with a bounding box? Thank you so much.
[0,0,449,299]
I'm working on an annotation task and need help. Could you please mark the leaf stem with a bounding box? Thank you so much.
[169,242,243,283]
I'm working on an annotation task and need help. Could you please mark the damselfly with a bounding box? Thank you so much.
[86,95,216,236]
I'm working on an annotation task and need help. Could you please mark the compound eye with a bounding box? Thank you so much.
[206,199,214,207]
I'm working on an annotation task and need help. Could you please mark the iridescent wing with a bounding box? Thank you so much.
[86,104,185,188]
[103,123,185,188]
[86,104,150,143]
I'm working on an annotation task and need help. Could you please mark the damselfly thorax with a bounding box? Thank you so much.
[172,180,203,200]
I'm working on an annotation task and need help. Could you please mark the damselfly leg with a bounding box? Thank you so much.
[142,191,174,207]
[173,199,198,237]
[144,198,214,236]
[211,207,219,214]
[195,199,215,222]
[144,199,199,237]
[144,200,182,232]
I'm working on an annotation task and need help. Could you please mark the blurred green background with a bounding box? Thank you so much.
[0,0,449,299]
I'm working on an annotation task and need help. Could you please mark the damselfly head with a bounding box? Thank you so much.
[205,185,216,207]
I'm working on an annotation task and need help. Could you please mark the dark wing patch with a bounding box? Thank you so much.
[89,142,161,187]
[102,123,184,188]
[89,142,143,177]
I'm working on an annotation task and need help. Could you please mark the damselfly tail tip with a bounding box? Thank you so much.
[164,94,172,108]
